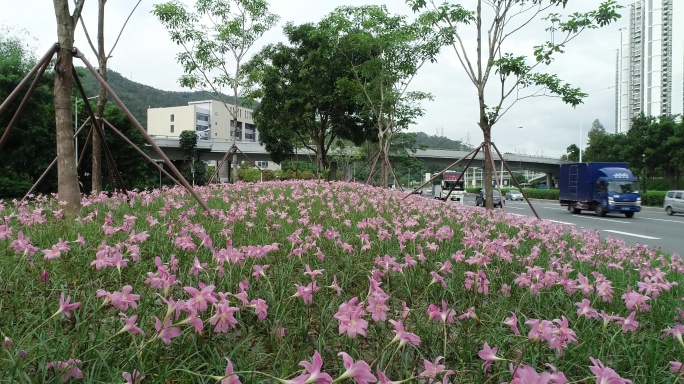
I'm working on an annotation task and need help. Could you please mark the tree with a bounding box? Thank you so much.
[587,118,606,147]
[565,143,580,162]
[154,0,279,183]
[321,5,443,188]
[408,0,621,208]
[0,27,57,197]
[53,0,86,216]
[79,0,142,193]
[245,22,374,175]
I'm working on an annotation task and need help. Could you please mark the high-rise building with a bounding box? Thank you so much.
[615,0,684,133]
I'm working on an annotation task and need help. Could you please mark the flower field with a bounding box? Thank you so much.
[1,181,683,383]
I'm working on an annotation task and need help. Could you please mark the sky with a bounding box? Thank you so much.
[1,0,633,158]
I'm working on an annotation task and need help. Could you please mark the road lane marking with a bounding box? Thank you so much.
[549,220,576,226]
[576,216,630,224]
[603,230,660,240]
[639,217,684,224]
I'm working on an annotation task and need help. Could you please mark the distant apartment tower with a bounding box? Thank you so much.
[615,0,684,133]
[147,100,257,142]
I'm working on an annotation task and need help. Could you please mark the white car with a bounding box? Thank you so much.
[505,190,523,201]
[664,190,684,215]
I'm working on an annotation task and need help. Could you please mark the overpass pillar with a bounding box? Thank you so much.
[546,173,555,188]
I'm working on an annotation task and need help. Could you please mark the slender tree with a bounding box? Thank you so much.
[407,0,622,208]
[321,5,442,188]
[53,0,86,216]
[153,0,279,183]
[79,0,142,193]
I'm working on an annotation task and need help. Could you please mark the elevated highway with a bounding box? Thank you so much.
[148,136,564,184]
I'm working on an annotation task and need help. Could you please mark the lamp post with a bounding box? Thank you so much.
[74,95,99,164]
[579,111,583,162]
[159,162,164,190]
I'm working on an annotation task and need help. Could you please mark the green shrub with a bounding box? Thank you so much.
[642,191,666,207]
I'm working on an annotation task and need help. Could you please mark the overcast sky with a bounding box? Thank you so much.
[2,0,633,157]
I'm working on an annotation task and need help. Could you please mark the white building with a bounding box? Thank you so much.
[147,100,275,175]
[615,0,684,133]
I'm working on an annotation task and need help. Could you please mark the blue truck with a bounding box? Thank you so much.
[559,162,641,218]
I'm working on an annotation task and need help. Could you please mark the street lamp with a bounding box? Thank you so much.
[158,161,164,190]
[74,95,99,164]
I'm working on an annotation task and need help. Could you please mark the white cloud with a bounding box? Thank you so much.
[1,0,632,158]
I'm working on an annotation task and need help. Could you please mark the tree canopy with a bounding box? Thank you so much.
[583,114,684,188]
[246,22,374,173]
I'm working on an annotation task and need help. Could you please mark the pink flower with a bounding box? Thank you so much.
[339,305,368,339]
[209,302,240,333]
[327,275,341,296]
[291,351,333,384]
[304,264,325,279]
[46,359,83,382]
[42,245,62,260]
[575,299,599,320]
[118,313,145,336]
[429,271,446,288]
[122,370,145,384]
[184,284,217,312]
[111,285,140,311]
[249,298,268,320]
[190,257,208,277]
[670,361,683,374]
[376,367,398,384]
[616,311,639,333]
[427,300,456,324]
[420,356,448,382]
[389,319,421,347]
[503,312,520,335]
[661,323,684,347]
[293,281,319,304]
[588,357,632,384]
[337,352,376,384]
[178,307,204,333]
[478,343,503,373]
[400,301,410,318]
[505,363,568,384]
[57,293,81,319]
[367,292,390,322]
[221,357,241,384]
[154,316,181,345]
[252,264,269,280]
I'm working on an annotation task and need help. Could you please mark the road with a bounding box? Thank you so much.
[439,194,684,257]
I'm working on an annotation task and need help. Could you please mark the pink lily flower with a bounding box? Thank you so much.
[291,351,333,384]
[57,293,81,319]
[337,352,376,384]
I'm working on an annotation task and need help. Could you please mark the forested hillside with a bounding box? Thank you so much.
[77,67,236,128]
[413,131,472,151]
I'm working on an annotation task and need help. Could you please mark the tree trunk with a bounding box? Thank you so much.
[54,0,82,216]
[482,125,493,209]
[231,116,238,183]
[92,0,108,193]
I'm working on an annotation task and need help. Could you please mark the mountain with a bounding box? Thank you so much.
[77,67,236,128]
[413,131,473,151]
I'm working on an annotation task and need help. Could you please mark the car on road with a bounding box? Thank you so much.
[475,189,503,208]
[664,190,684,215]
[505,189,523,201]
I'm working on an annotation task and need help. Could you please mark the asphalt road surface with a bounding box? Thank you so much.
[447,194,684,257]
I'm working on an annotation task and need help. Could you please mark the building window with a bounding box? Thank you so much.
[170,124,174,133]
[256,161,269,169]
[230,121,243,140]
[170,114,175,122]
[244,123,256,141]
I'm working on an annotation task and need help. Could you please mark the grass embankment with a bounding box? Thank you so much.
[0,181,682,383]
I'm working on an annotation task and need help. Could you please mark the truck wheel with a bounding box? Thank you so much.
[571,204,581,214]
[595,204,606,217]
[666,206,673,216]
[624,212,634,218]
